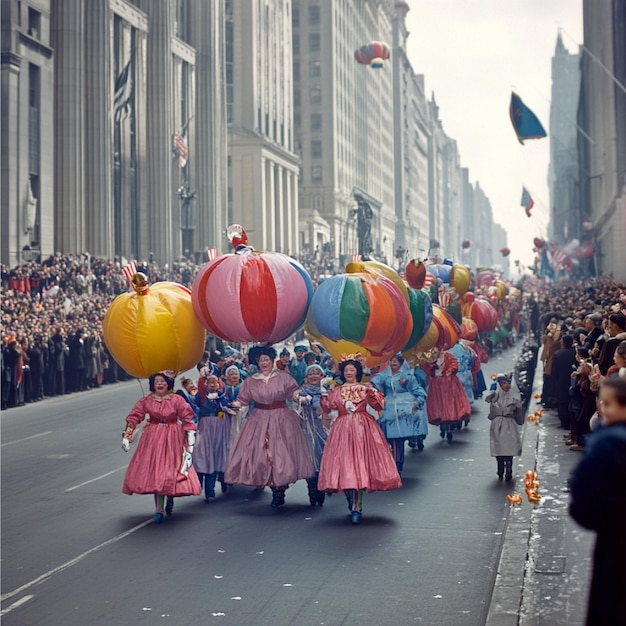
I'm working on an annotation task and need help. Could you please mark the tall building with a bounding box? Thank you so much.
[578,0,626,280]
[1,0,227,268]
[391,1,430,266]
[548,33,580,244]
[225,0,300,254]
[293,0,396,265]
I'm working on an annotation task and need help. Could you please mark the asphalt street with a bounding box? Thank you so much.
[2,347,525,626]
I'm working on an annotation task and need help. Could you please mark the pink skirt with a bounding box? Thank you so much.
[123,422,201,496]
[318,411,402,493]
[426,376,471,425]
[224,407,314,487]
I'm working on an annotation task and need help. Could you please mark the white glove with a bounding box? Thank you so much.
[207,392,218,400]
[185,431,196,454]
[122,437,131,453]
[345,400,356,413]
[299,395,313,404]
[179,450,193,475]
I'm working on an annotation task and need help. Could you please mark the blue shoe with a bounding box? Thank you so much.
[351,510,362,525]
[154,511,164,523]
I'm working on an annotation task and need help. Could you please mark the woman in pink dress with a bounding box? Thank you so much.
[122,371,202,523]
[425,350,472,443]
[224,346,314,508]
[318,356,402,525]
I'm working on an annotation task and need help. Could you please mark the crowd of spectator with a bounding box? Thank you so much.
[2,252,624,415]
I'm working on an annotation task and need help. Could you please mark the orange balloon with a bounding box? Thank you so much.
[320,337,388,368]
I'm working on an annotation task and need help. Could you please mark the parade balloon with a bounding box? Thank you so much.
[405,259,426,290]
[460,317,479,341]
[103,275,205,379]
[533,237,545,249]
[462,239,472,249]
[500,247,511,257]
[347,259,409,303]
[466,296,499,332]
[427,264,451,284]
[192,250,314,344]
[431,305,461,351]
[450,264,471,297]
[310,269,412,366]
[402,287,434,351]
[475,270,495,288]
[317,337,389,368]
[403,320,439,359]
[354,41,390,68]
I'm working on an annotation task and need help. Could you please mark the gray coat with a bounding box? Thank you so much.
[486,388,524,457]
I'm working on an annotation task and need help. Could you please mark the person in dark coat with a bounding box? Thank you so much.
[550,334,578,428]
[569,376,626,626]
[67,329,86,392]
[597,313,626,376]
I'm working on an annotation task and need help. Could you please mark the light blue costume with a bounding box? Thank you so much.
[449,341,475,405]
[371,362,428,473]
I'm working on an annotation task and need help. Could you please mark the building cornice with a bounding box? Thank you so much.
[17,31,53,58]
[110,0,148,32]
[0,50,22,69]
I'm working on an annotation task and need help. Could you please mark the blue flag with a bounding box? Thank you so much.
[509,92,547,144]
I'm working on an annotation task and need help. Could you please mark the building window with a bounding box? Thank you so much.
[226,12,234,123]
[310,114,322,132]
[309,60,321,78]
[311,140,322,158]
[308,5,320,25]
[309,87,321,105]
[294,90,300,106]
[311,166,323,182]
[292,6,299,27]
[28,6,40,39]
[309,33,320,52]
[293,61,300,82]
[28,63,40,175]
[293,34,300,55]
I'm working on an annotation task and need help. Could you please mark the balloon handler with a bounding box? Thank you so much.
[485,373,524,482]
[104,264,206,524]
[121,371,202,522]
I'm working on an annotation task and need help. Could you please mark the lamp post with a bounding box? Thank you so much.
[177,183,196,258]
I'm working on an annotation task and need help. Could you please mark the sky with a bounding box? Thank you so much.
[405,0,584,270]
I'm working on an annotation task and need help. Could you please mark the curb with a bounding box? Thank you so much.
[485,367,542,625]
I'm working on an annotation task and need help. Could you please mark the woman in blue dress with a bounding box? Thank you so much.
[294,364,330,506]
[371,353,428,475]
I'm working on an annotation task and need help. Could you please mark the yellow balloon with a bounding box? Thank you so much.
[451,264,470,297]
[103,282,205,378]
[320,336,389,368]
[402,320,439,359]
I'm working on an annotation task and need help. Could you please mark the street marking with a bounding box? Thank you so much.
[0,594,34,616]
[0,520,152,603]
[0,431,52,447]
[65,466,127,492]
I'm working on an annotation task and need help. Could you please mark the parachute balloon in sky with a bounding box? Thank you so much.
[354,41,390,69]
[103,274,205,378]
[500,247,511,257]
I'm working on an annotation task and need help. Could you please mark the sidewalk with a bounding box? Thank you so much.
[486,375,594,625]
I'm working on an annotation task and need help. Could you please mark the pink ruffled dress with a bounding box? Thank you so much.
[122,393,202,497]
[224,371,314,487]
[425,352,472,425]
[318,384,402,493]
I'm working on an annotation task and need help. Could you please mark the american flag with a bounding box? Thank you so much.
[439,288,451,308]
[121,260,138,285]
[352,253,362,262]
[424,273,435,288]
[551,245,568,271]
[207,248,218,261]
[521,187,534,217]
[173,126,188,168]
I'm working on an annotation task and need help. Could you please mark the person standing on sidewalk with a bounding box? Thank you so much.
[551,334,578,429]
[569,375,626,626]
[485,373,524,481]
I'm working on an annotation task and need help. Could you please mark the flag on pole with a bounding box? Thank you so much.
[207,248,218,261]
[521,187,534,217]
[121,260,138,285]
[173,125,189,168]
[114,56,133,122]
[509,92,547,144]
[352,253,362,262]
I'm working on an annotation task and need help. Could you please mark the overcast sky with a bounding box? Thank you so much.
[405,0,583,269]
